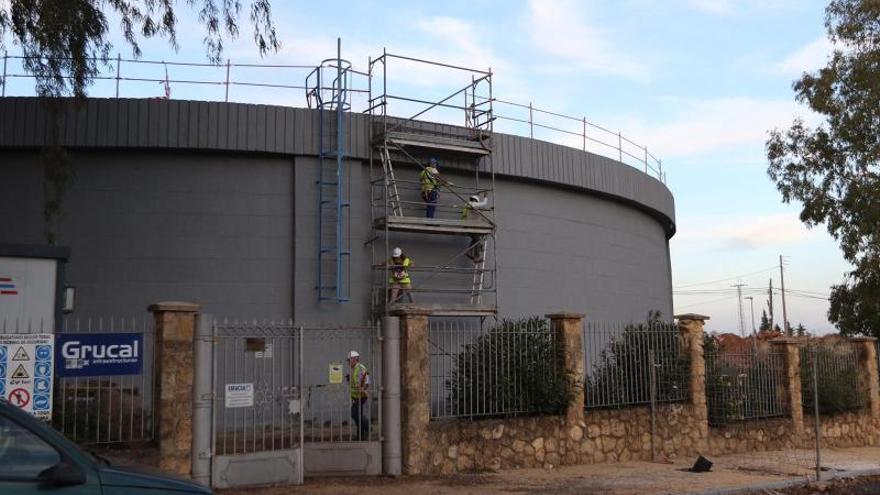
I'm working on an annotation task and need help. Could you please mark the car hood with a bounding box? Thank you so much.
[99,464,211,494]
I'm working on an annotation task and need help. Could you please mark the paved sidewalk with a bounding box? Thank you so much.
[219,446,880,495]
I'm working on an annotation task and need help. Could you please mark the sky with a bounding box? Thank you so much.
[0,0,851,333]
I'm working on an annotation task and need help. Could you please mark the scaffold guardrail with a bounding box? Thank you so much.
[0,51,666,183]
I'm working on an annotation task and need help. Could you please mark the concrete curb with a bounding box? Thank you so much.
[687,467,880,495]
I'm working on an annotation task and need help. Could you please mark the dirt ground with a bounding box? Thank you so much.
[211,446,880,495]
[772,475,880,495]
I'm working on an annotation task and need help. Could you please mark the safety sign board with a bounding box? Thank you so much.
[0,334,53,420]
[329,363,343,384]
[225,383,254,408]
[55,333,143,377]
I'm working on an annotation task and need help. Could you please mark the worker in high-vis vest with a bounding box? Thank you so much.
[419,157,444,218]
[462,194,489,263]
[384,247,414,304]
[347,350,371,440]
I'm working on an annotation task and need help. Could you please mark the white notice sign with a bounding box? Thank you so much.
[0,333,54,420]
[225,383,254,408]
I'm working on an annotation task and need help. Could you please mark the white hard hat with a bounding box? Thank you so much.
[392,247,403,257]
[348,350,360,359]
[469,195,480,202]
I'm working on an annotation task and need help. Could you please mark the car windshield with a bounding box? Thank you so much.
[0,414,62,479]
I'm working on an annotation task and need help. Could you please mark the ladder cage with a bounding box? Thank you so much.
[367,51,499,318]
[307,52,354,303]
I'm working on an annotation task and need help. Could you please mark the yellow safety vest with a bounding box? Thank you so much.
[462,203,473,220]
[389,257,412,284]
[420,167,440,192]
[350,362,369,400]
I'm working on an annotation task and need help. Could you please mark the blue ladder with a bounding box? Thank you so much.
[307,42,351,303]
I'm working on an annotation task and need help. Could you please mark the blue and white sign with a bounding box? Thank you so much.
[34,362,51,377]
[33,377,51,394]
[0,333,53,420]
[55,333,143,377]
[33,394,50,411]
[35,345,52,361]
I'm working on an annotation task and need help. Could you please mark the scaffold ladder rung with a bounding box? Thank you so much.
[471,237,488,305]
[381,145,403,216]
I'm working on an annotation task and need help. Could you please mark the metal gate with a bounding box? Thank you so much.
[301,325,382,476]
[210,320,303,488]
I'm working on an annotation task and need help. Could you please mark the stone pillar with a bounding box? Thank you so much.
[546,313,586,428]
[851,337,880,418]
[149,301,200,475]
[675,313,709,450]
[393,308,431,475]
[771,338,804,434]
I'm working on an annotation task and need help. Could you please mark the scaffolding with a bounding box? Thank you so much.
[367,51,497,317]
[306,40,353,303]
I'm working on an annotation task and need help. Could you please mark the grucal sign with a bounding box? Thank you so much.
[55,333,143,377]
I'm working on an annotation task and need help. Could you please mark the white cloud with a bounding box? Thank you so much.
[775,36,833,76]
[674,213,819,253]
[526,0,648,78]
[617,96,818,158]
[711,214,818,250]
[685,0,734,14]
[683,0,804,16]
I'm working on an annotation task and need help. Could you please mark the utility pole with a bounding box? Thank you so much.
[732,283,747,337]
[768,278,774,331]
[779,255,789,336]
[745,295,757,352]
[745,296,756,334]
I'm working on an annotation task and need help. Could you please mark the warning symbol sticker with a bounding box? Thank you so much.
[0,334,53,420]
[8,388,30,407]
[11,346,29,361]
[11,364,29,380]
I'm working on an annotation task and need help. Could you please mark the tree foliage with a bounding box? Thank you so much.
[0,1,280,243]
[800,342,865,415]
[0,0,280,98]
[584,311,690,409]
[759,309,772,332]
[447,317,577,418]
[766,0,880,337]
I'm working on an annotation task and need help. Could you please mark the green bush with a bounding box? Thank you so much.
[800,343,865,415]
[584,312,689,409]
[705,347,787,426]
[446,317,577,418]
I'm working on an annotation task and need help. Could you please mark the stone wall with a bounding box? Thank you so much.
[398,312,712,475]
[418,402,709,474]
[708,418,797,454]
[804,412,880,448]
[394,310,880,475]
[707,412,880,455]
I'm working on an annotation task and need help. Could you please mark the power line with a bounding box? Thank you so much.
[672,265,779,289]
[733,283,747,337]
[674,295,737,309]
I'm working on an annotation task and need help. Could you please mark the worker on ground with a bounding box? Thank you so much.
[420,157,447,218]
[347,350,371,441]
[462,193,489,263]
[383,247,414,303]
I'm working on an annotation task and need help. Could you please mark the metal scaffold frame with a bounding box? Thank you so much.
[367,50,499,318]
[306,39,353,303]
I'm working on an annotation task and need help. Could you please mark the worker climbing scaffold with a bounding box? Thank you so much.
[368,50,497,317]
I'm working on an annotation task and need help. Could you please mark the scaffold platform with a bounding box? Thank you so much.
[374,215,494,235]
[387,302,497,317]
[381,130,492,156]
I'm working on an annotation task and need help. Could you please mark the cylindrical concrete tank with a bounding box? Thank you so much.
[0,98,674,324]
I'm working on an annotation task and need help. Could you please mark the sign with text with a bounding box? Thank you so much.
[0,333,54,420]
[55,333,143,377]
[225,383,254,408]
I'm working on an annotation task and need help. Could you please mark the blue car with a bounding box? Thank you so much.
[0,399,211,494]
